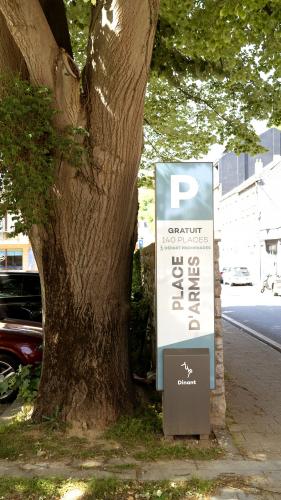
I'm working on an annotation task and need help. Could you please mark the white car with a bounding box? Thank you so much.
[224,267,253,286]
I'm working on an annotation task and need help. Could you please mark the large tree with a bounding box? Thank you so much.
[0,0,159,429]
[0,0,281,429]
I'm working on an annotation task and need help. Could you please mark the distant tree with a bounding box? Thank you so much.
[0,0,280,429]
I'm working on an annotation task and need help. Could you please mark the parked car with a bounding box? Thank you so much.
[0,319,42,403]
[224,267,253,286]
[0,271,41,322]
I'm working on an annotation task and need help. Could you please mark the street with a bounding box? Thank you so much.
[221,284,281,346]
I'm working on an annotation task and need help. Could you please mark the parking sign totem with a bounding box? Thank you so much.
[156,162,215,391]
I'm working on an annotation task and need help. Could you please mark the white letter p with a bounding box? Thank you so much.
[171,175,199,208]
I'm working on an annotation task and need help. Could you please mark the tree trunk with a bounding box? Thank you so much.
[0,0,159,429]
[32,160,139,428]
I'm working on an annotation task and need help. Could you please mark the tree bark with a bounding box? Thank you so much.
[0,0,159,429]
[0,12,28,78]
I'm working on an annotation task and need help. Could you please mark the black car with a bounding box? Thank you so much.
[0,272,42,321]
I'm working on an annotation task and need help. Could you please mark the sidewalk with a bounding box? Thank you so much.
[219,318,281,498]
[1,319,281,498]
[223,318,281,460]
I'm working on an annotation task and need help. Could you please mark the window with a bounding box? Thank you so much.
[0,249,23,270]
[265,240,278,255]
[0,275,22,297]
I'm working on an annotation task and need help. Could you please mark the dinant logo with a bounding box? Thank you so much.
[171,175,199,208]
[180,362,193,378]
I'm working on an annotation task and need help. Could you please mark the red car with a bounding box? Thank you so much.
[0,319,42,403]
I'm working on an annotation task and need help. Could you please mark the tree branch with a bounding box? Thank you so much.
[144,117,165,138]
[175,81,236,127]
[0,0,58,88]
[0,11,28,78]
[0,0,81,129]
[143,126,161,156]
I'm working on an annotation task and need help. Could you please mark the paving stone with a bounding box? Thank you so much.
[261,471,281,493]
[231,432,247,442]
[223,320,281,460]
[138,461,197,481]
[20,463,49,470]
[228,424,251,432]
[210,488,258,499]
[79,459,104,469]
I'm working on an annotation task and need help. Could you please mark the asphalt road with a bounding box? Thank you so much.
[221,284,281,346]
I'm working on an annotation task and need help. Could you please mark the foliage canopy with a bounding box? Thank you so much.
[143,0,281,172]
[64,0,281,174]
[2,0,281,227]
[9,0,281,165]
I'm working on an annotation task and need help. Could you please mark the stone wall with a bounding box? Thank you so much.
[141,241,226,430]
[211,241,226,429]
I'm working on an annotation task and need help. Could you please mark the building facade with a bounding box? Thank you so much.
[0,214,37,271]
[217,128,281,284]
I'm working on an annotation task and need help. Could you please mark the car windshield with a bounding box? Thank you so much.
[233,268,249,276]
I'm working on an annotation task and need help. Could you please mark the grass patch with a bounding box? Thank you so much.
[0,403,223,463]
[0,476,218,499]
[0,420,101,462]
[104,405,163,445]
[104,404,223,461]
[108,463,137,471]
[134,443,223,461]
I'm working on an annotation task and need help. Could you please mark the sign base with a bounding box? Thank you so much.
[163,348,210,437]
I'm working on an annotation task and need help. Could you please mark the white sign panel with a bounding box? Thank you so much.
[156,163,215,390]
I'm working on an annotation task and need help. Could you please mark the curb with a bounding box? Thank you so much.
[222,314,281,353]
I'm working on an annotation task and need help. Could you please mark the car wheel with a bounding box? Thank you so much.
[0,354,19,403]
[272,285,278,296]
